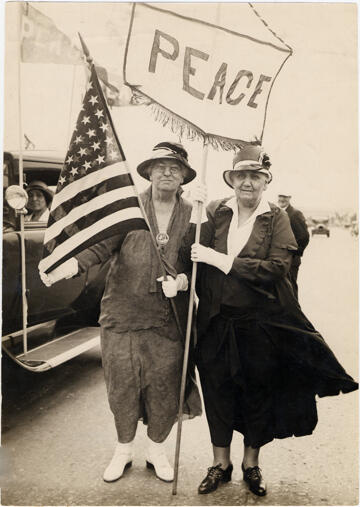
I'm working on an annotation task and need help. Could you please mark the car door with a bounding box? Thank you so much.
[2,223,88,335]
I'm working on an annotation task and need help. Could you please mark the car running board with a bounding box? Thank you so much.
[2,327,100,372]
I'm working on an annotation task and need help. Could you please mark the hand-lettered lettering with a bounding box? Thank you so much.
[247,74,272,108]
[207,62,228,104]
[148,30,179,73]
[226,70,253,106]
[183,47,209,100]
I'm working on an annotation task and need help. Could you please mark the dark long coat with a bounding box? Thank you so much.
[193,197,357,446]
[286,203,310,267]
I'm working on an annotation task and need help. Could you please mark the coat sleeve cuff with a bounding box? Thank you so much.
[218,254,234,275]
[176,273,189,291]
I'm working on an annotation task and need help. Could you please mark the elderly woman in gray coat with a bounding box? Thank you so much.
[41,142,204,483]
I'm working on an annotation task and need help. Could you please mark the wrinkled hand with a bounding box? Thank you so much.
[157,274,188,298]
[189,184,208,225]
[39,258,79,287]
[191,244,216,264]
[190,183,207,204]
[191,243,233,274]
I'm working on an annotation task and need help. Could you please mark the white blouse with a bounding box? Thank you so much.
[226,196,271,257]
[25,208,50,222]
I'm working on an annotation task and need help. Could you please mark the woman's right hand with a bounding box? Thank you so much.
[190,183,207,204]
[39,258,79,287]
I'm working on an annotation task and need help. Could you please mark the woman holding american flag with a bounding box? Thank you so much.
[40,141,205,484]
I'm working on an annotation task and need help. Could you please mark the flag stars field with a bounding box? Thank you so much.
[83,160,92,171]
[96,155,105,165]
[89,95,98,105]
[39,67,148,274]
[78,147,88,157]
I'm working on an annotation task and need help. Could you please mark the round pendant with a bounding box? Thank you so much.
[156,232,169,245]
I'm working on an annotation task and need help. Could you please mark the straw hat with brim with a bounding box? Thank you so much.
[137,141,196,185]
[26,180,54,205]
[223,145,273,188]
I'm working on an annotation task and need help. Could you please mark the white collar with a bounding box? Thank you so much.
[227,195,271,221]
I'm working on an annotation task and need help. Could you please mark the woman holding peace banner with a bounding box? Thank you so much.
[190,144,358,497]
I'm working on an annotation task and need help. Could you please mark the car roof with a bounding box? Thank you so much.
[4,150,65,165]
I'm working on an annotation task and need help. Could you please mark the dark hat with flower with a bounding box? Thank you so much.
[223,145,272,188]
[137,141,196,185]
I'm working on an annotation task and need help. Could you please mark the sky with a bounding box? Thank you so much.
[2,1,358,214]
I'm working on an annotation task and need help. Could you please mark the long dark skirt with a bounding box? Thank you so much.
[197,306,358,449]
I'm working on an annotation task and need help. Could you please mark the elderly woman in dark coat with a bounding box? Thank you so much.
[190,145,358,497]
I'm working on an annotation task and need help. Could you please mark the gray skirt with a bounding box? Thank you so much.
[101,324,202,443]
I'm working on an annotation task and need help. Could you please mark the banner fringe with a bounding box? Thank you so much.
[131,88,256,152]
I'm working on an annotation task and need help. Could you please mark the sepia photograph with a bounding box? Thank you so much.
[1,2,358,506]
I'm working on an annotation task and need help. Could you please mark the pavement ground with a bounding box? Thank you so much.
[1,227,358,506]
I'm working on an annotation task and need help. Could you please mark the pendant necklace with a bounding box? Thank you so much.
[155,208,172,246]
[156,231,169,246]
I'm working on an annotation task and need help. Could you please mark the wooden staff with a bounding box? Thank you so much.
[172,136,209,495]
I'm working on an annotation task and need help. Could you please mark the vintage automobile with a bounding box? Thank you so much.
[311,217,330,237]
[2,150,108,371]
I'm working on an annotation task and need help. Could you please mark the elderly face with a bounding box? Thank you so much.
[230,170,268,208]
[278,195,291,208]
[149,159,185,193]
[27,189,48,213]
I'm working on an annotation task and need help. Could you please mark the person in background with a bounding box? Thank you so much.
[190,145,358,497]
[39,142,204,484]
[25,180,53,222]
[278,192,309,299]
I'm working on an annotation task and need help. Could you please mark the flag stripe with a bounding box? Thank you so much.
[48,173,134,225]
[51,161,128,211]
[45,186,139,242]
[40,207,145,272]
[44,197,141,253]
[41,218,148,274]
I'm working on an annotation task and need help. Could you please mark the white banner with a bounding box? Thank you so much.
[124,4,292,145]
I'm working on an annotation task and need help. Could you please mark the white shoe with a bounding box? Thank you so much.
[103,441,134,482]
[146,439,174,482]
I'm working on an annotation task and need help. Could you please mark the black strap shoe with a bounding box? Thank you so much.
[198,463,233,494]
[242,463,267,496]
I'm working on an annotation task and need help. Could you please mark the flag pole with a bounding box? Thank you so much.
[77,33,185,339]
[172,136,209,495]
[18,2,28,355]
[66,64,77,145]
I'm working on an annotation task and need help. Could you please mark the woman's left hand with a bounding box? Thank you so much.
[157,274,188,298]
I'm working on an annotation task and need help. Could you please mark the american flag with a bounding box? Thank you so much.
[39,65,148,274]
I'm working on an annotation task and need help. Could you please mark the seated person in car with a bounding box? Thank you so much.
[25,181,53,222]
